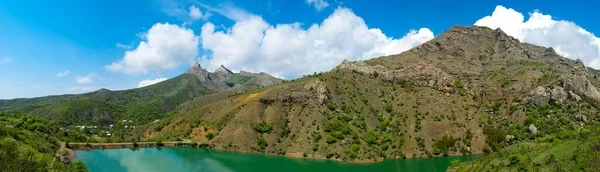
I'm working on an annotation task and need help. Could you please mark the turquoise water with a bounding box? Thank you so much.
[75,147,478,172]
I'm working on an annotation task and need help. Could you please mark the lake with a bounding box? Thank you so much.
[75,147,478,172]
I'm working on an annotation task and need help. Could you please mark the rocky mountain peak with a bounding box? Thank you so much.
[185,62,209,82]
[214,65,233,74]
[192,62,203,69]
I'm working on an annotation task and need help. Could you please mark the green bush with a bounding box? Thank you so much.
[205,132,215,140]
[323,119,351,134]
[384,103,393,113]
[483,125,507,151]
[365,130,378,145]
[257,136,268,150]
[501,80,510,87]
[327,103,337,111]
[453,80,464,89]
[433,134,457,156]
[253,123,273,133]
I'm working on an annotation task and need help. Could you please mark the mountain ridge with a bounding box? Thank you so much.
[0,63,284,126]
[133,26,600,165]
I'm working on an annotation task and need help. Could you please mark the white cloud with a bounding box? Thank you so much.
[307,0,330,11]
[57,70,71,77]
[475,5,600,68]
[105,23,199,75]
[66,86,99,94]
[199,7,434,79]
[75,73,97,84]
[138,78,169,88]
[116,43,133,49]
[1,57,13,64]
[198,3,252,21]
[189,5,211,20]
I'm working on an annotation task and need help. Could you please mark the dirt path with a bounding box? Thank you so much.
[56,142,75,163]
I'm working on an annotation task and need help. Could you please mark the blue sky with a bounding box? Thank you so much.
[1,0,599,99]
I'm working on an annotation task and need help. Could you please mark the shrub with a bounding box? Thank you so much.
[453,80,464,89]
[259,98,270,104]
[326,135,338,144]
[326,152,335,159]
[432,134,457,156]
[365,130,378,145]
[257,136,268,150]
[323,119,351,134]
[327,103,337,111]
[205,132,215,140]
[483,125,506,151]
[280,128,291,138]
[509,154,522,166]
[253,123,273,133]
[501,80,510,87]
[372,71,380,78]
[384,103,393,113]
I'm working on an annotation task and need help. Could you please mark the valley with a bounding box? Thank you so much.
[2,25,600,171]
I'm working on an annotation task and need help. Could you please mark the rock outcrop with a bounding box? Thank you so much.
[184,63,284,92]
[185,62,210,82]
[336,60,465,94]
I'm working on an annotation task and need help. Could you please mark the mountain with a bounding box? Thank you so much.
[0,112,89,171]
[0,64,283,126]
[133,25,600,166]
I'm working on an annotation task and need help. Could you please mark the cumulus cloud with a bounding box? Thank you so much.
[75,73,97,84]
[138,78,168,88]
[57,70,70,77]
[475,5,600,68]
[199,7,434,79]
[1,57,13,64]
[307,0,329,11]
[105,23,199,75]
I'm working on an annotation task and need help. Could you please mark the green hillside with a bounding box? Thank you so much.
[0,112,89,172]
[132,26,600,167]
[0,67,283,127]
[0,73,210,125]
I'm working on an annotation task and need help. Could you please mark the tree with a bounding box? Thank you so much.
[257,136,268,150]
[253,123,273,133]
[205,132,215,140]
[327,103,337,111]
[365,130,378,145]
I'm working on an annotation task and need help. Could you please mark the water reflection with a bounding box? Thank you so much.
[76,147,478,172]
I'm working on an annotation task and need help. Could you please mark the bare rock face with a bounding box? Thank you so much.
[559,66,600,102]
[528,124,538,134]
[185,62,210,82]
[337,60,465,94]
[576,114,588,122]
[185,63,283,91]
[524,86,571,106]
[240,71,284,87]
[265,80,326,106]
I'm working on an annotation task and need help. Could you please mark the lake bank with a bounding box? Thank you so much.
[67,141,480,164]
[75,147,480,172]
[68,141,197,150]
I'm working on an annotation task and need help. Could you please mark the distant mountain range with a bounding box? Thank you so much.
[0,63,283,125]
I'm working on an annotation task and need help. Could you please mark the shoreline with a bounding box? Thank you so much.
[67,141,482,164]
